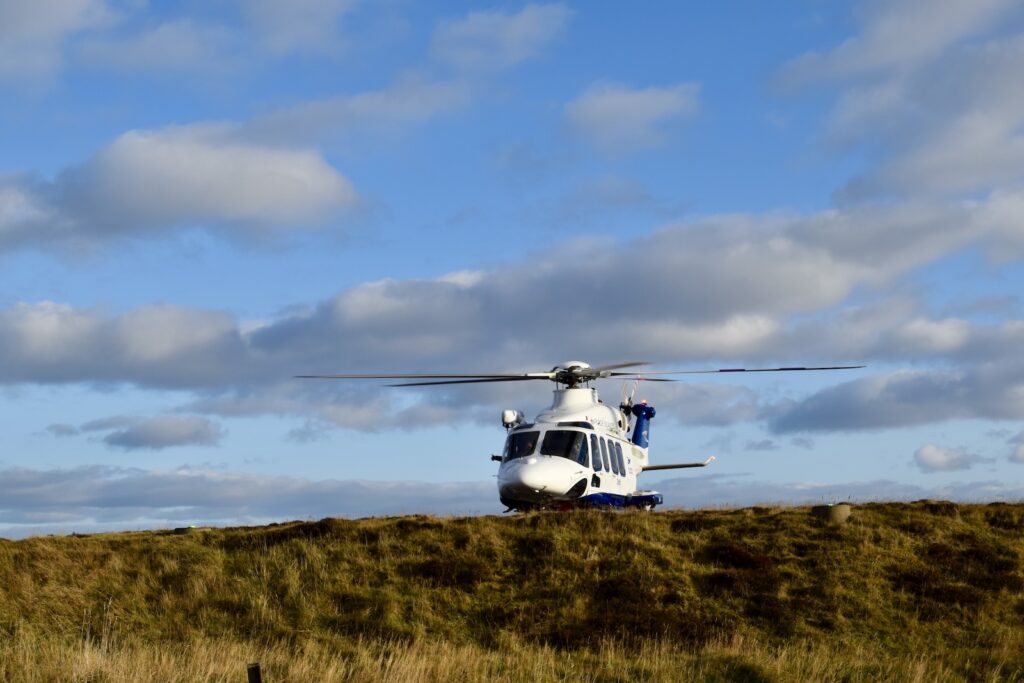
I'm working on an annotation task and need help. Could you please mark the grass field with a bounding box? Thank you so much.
[2,502,1023,682]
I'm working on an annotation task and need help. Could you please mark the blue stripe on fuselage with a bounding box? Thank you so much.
[582,492,663,508]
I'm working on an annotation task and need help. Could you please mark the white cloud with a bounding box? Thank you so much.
[565,82,700,152]
[431,3,571,71]
[0,183,56,237]
[783,298,1024,365]
[70,127,355,226]
[891,318,972,353]
[79,415,225,450]
[241,77,473,145]
[16,0,358,79]
[0,0,112,83]
[781,0,1019,83]
[771,365,1024,433]
[835,36,1024,199]
[242,0,358,56]
[783,1,1024,201]
[0,125,357,250]
[913,444,988,472]
[76,19,233,72]
[0,302,246,387]
[2,190,1024,433]
[0,190,1019,363]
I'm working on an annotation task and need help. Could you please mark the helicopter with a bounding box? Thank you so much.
[298,360,862,511]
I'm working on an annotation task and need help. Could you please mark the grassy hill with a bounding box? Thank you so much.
[2,502,1023,682]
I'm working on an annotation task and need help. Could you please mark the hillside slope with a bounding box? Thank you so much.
[1,502,1023,682]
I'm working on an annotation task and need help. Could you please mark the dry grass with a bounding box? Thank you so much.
[2,629,1020,683]
[2,502,1023,681]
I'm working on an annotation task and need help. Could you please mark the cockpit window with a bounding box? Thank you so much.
[504,431,539,460]
[576,437,590,467]
[540,430,589,465]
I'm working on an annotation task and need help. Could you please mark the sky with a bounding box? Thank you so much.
[2,0,1024,537]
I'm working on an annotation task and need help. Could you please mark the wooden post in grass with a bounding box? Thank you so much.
[247,662,262,683]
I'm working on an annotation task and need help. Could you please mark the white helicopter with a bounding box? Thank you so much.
[299,361,861,511]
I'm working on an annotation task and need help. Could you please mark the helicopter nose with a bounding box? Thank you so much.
[500,456,584,499]
[517,460,553,491]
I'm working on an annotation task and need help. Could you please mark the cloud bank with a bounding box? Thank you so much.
[0,0,111,83]
[2,465,1021,539]
[3,186,1024,433]
[565,82,701,152]
[431,3,572,71]
[77,415,226,451]
[913,444,989,472]
[0,126,356,251]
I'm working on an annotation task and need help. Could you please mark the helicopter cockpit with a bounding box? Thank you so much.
[501,426,630,476]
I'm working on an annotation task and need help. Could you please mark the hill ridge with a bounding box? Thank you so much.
[2,501,1023,681]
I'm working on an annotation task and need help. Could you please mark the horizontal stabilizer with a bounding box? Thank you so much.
[642,456,715,472]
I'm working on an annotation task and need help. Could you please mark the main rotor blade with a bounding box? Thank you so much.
[604,376,678,382]
[609,365,864,376]
[296,373,551,380]
[589,360,651,373]
[389,377,554,387]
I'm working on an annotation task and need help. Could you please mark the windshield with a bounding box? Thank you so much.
[504,431,539,460]
[540,430,589,466]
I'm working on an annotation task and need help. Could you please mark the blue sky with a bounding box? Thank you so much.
[2,0,1024,537]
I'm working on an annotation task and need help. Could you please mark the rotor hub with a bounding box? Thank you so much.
[551,361,602,387]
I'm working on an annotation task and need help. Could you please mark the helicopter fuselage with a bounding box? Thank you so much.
[496,386,663,511]
[299,358,857,510]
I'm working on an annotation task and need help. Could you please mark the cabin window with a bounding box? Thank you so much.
[503,431,539,460]
[614,442,625,475]
[590,434,602,472]
[540,430,588,465]
[577,437,590,467]
[600,438,611,473]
